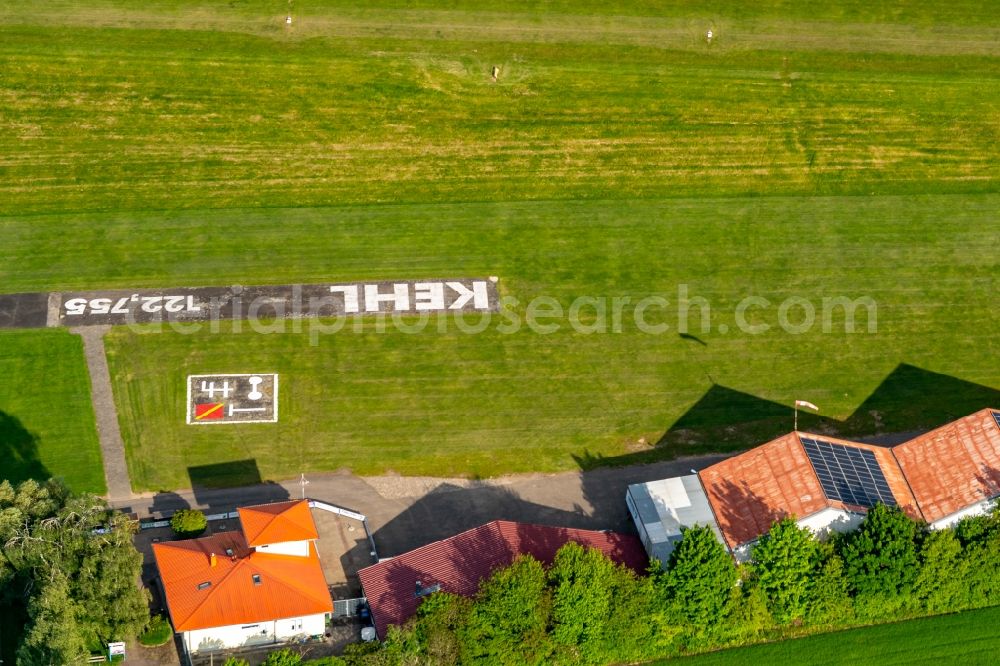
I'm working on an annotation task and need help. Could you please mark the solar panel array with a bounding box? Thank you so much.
[800,437,897,508]
[993,411,1000,430]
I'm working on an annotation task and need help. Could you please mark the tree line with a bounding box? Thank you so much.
[330,502,1000,665]
[0,479,150,664]
[3,476,997,665]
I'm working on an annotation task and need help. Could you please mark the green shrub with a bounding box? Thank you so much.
[223,657,250,666]
[262,648,302,666]
[138,614,173,647]
[461,555,554,663]
[169,509,207,538]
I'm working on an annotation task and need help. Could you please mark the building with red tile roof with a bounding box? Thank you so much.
[357,520,648,639]
[628,409,1000,565]
[152,500,332,658]
[893,409,1000,527]
[699,431,921,556]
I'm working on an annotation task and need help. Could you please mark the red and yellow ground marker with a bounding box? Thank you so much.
[194,403,225,420]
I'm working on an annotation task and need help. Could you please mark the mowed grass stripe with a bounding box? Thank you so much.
[3,0,999,55]
[99,195,998,490]
[0,11,997,215]
[668,605,1000,665]
[1,195,993,294]
[0,329,105,494]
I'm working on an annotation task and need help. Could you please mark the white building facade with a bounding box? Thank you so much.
[182,614,327,653]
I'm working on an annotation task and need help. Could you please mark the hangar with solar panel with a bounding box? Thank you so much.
[627,408,1000,567]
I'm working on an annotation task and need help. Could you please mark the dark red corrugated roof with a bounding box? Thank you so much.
[357,520,648,638]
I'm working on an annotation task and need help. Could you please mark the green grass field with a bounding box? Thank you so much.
[0,1,998,490]
[100,194,999,490]
[0,1,998,221]
[668,605,1000,665]
[0,329,105,493]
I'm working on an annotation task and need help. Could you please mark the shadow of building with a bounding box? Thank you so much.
[186,459,290,511]
[584,363,1000,472]
[370,482,599,560]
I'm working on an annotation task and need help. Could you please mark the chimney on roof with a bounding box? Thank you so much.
[210,552,217,567]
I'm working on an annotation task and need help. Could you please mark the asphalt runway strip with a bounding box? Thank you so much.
[0,277,500,329]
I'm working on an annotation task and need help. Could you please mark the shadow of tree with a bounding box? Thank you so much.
[705,477,789,554]
[831,364,1000,436]
[0,410,49,486]
[148,491,191,517]
[973,464,1000,506]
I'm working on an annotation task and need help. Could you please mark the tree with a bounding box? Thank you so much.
[170,508,207,538]
[0,479,151,655]
[547,541,657,664]
[69,499,151,641]
[461,555,553,665]
[718,578,772,644]
[662,525,738,627]
[413,591,471,664]
[804,548,853,626]
[16,571,89,666]
[913,529,965,612]
[548,542,617,659]
[954,509,1000,609]
[750,517,817,624]
[836,503,920,615]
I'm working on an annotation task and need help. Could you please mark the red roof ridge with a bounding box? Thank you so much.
[894,407,1000,452]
